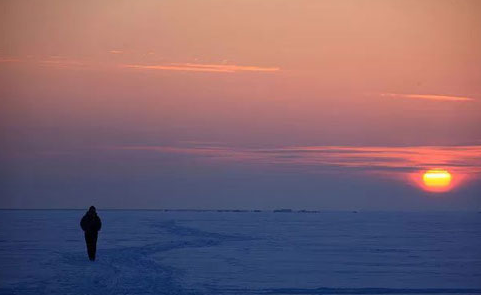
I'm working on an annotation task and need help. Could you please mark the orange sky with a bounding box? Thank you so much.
[1,0,480,208]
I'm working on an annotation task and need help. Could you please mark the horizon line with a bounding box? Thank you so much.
[1,208,480,213]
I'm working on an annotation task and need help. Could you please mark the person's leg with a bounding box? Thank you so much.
[84,232,91,260]
[91,232,98,261]
[85,232,95,261]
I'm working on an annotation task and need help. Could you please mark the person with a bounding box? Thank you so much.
[80,206,102,261]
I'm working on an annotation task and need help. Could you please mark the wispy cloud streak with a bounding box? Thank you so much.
[0,56,87,68]
[1,56,279,73]
[112,145,481,174]
[381,93,474,102]
[38,60,85,67]
[0,58,22,63]
[121,63,280,73]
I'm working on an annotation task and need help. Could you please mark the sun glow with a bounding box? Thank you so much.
[422,169,452,192]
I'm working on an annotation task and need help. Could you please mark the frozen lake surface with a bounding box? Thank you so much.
[0,210,480,295]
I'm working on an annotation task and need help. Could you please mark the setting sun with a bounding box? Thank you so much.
[422,169,452,192]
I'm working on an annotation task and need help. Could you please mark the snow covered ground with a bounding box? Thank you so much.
[0,210,480,295]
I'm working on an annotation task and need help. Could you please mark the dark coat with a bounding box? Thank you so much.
[80,212,102,233]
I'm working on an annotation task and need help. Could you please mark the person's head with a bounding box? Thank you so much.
[88,206,96,214]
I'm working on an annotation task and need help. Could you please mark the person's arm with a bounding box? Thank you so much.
[96,217,102,231]
[80,216,86,231]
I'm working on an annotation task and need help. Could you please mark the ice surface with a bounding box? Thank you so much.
[0,210,480,295]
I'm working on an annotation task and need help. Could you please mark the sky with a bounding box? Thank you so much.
[1,0,480,210]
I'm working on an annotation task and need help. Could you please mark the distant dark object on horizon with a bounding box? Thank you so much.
[298,210,321,214]
[216,209,249,213]
[274,209,293,213]
[161,209,265,213]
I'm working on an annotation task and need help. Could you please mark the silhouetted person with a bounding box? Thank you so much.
[80,206,102,261]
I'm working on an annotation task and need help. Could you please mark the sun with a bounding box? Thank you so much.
[422,169,452,192]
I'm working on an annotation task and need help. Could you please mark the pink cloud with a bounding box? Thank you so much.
[37,59,86,69]
[121,63,280,73]
[381,93,474,102]
[0,58,22,63]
